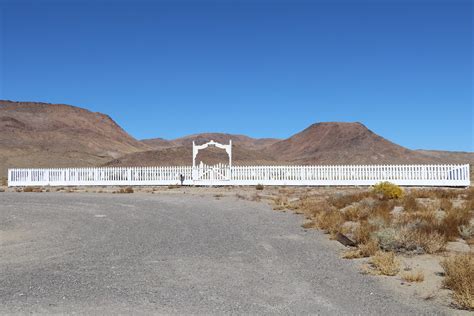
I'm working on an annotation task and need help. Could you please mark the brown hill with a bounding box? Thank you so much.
[142,133,279,150]
[105,144,278,167]
[266,122,443,165]
[0,100,149,176]
[415,150,474,165]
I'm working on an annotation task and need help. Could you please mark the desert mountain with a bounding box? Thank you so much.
[142,133,279,150]
[112,122,473,167]
[105,144,278,167]
[1,100,471,178]
[0,100,149,176]
[266,122,442,164]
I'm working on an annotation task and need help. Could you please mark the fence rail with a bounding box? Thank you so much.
[7,164,470,187]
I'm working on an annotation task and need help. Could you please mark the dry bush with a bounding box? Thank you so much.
[354,221,376,245]
[440,198,453,211]
[458,225,474,240]
[437,206,471,241]
[400,228,446,254]
[371,200,394,223]
[372,182,403,200]
[273,194,290,210]
[370,251,400,276]
[23,187,42,193]
[297,198,334,218]
[359,239,379,257]
[341,205,361,222]
[441,254,474,310]
[401,269,424,282]
[314,210,345,235]
[255,184,264,191]
[328,191,370,209]
[402,195,419,212]
[342,249,363,259]
[410,188,461,200]
[117,187,134,194]
[250,193,261,202]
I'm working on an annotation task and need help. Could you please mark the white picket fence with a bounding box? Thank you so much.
[7,164,470,187]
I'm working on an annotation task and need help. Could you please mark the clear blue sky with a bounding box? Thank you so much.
[0,0,472,151]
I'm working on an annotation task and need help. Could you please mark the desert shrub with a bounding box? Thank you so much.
[23,187,42,193]
[315,210,345,235]
[328,191,370,209]
[118,187,134,194]
[354,221,376,244]
[373,182,403,200]
[401,229,446,254]
[441,254,474,310]
[371,200,394,223]
[440,198,453,211]
[358,239,379,257]
[437,206,471,240]
[402,195,419,212]
[374,227,399,251]
[298,198,334,218]
[273,194,289,210]
[458,225,474,240]
[370,251,400,276]
[341,205,361,222]
[401,269,424,283]
[255,184,264,191]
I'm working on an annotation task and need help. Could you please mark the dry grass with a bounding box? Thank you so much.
[343,239,379,259]
[116,187,134,194]
[401,269,424,282]
[369,251,400,276]
[441,254,474,310]
[23,186,43,192]
[328,191,370,209]
[314,210,345,236]
[437,206,471,241]
[272,193,290,210]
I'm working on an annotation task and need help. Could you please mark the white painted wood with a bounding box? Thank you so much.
[7,164,470,187]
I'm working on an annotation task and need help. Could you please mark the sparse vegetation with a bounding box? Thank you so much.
[441,254,474,310]
[256,184,264,191]
[369,251,400,276]
[282,186,473,310]
[372,182,403,200]
[401,269,424,283]
[117,187,134,194]
[23,186,43,193]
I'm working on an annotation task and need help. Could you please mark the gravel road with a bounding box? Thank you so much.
[0,192,447,314]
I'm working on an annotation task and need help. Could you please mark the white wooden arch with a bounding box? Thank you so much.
[192,140,232,168]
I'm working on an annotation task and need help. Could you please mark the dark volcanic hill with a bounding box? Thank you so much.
[0,100,149,176]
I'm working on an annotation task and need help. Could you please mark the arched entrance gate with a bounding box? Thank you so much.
[192,140,232,185]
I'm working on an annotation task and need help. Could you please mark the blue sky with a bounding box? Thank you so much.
[0,0,472,151]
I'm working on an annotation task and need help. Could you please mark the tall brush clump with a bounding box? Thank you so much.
[441,254,474,310]
[373,182,403,200]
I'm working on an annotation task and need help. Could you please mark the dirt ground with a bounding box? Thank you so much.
[1,184,472,314]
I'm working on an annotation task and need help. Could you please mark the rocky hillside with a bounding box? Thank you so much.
[0,100,149,176]
[266,122,441,164]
